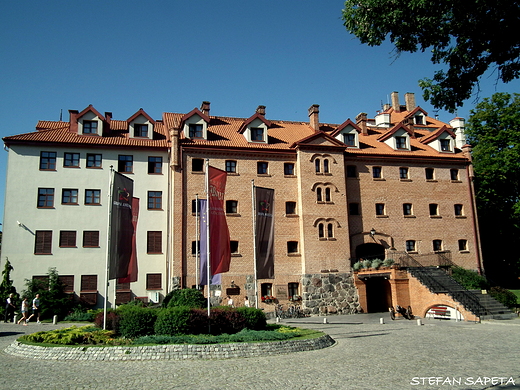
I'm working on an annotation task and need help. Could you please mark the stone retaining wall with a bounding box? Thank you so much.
[5,335,335,361]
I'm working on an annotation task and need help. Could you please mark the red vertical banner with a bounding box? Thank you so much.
[118,197,139,283]
[208,166,231,275]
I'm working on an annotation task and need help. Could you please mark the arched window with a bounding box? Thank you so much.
[318,223,324,238]
[327,223,333,238]
[325,187,331,202]
[315,158,321,173]
[323,159,329,173]
[316,187,322,202]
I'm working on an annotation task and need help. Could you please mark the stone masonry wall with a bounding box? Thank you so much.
[301,272,360,315]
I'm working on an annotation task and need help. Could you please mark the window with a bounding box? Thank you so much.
[147,231,162,253]
[414,115,424,125]
[191,241,200,255]
[327,223,334,238]
[425,168,435,180]
[40,151,56,170]
[148,157,162,174]
[192,158,204,172]
[58,275,74,293]
[64,152,80,167]
[403,203,413,216]
[86,153,102,168]
[315,159,321,173]
[81,275,97,292]
[346,165,357,178]
[148,191,162,210]
[376,203,385,216]
[433,240,443,251]
[318,223,324,238]
[288,283,299,299]
[399,167,409,180]
[230,241,239,254]
[325,187,331,202]
[146,273,162,290]
[440,139,451,151]
[284,163,295,176]
[118,155,133,173]
[251,127,264,141]
[85,189,101,205]
[406,240,416,252]
[323,159,330,174]
[226,160,237,173]
[285,201,296,215]
[287,241,299,254]
[450,169,459,181]
[37,188,54,208]
[372,166,382,179]
[34,231,52,254]
[349,203,360,215]
[344,133,356,146]
[134,124,148,137]
[83,120,98,134]
[429,203,439,216]
[189,124,203,138]
[458,239,468,251]
[316,187,323,202]
[59,231,76,247]
[261,283,272,297]
[257,161,268,175]
[226,200,238,214]
[454,204,464,216]
[396,136,407,149]
[62,189,78,205]
[83,231,100,247]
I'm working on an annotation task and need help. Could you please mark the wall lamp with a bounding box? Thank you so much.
[370,228,376,237]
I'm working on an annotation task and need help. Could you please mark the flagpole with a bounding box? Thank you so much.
[195,193,199,290]
[205,159,211,317]
[103,166,114,330]
[251,179,259,309]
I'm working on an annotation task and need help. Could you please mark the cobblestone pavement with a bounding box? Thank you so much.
[1,314,519,390]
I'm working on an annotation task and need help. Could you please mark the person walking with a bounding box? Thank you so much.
[4,293,16,323]
[26,294,41,324]
[244,296,250,307]
[17,297,29,325]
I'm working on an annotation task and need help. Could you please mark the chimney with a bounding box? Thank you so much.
[104,112,112,122]
[256,105,266,116]
[391,91,400,112]
[355,112,368,135]
[308,104,320,131]
[200,101,211,116]
[68,110,79,133]
[404,93,416,111]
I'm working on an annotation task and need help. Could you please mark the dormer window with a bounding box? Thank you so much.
[414,115,424,125]
[251,127,264,142]
[189,124,203,138]
[134,124,148,138]
[83,120,98,134]
[344,133,355,146]
[440,139,451,152]
[396,136,407,149]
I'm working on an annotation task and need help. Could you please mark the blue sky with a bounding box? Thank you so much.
[1,1,519,227]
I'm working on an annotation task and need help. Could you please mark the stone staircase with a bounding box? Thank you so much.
[407,267,515,320]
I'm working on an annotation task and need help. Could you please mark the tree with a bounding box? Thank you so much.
[341,0,520,112]
[465,93,520,286]
[0,258,17,318]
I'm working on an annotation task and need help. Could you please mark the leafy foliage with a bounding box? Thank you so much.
[234,307,267,330]
[342,0,520,111]
[451,267,489,290]
[118,306,158,338]
[489,287,518,309]
[64,309,95,322]
[0,258,16,318]
[94,310,120,332]
[20,325,118,345]
[166,288,206,309]
[154,307,192,336]
[465,93,520,286]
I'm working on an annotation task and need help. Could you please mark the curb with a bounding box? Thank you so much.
[4,334,335,361]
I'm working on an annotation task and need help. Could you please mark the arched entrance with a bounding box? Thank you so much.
[355,243,385,261]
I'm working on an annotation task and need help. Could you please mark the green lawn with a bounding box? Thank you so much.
[509,289,520,304]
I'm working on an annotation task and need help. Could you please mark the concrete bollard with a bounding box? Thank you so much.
[417,318,422,326]
[380,317,385,324]
[276,317,280,323]
[323,318,328,324]
[53,315,58,325]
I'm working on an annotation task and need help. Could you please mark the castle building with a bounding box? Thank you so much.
[2,92,481,314]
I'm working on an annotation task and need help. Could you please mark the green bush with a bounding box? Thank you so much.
[20,325,114,345]
[64,309,95,322]
[154,307,192,335]
[166,289,206,309]
[118,307,158,338]
[489,286,518,309]
[235,307,266,330]
[451,266,490,290]
[208,307,247,335]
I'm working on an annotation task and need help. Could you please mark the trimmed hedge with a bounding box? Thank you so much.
[166,289,206,309]
[155,307,192,335]
[118,307,158,338]
[235,307,267,330]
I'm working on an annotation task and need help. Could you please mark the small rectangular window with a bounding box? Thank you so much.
[192,158,204,172]
[226,200,238,214]
[85,189,101,205]
[64,152,80,167]
[396,136,407,149]
[458,239,468,251]
[189,124,203,138]
[191,240,200,255]
[440,139,451,151]
[399,167,409,180]
[230,240,239,254]
[375,203,385,216]
[433,240,443,251]
[343,133,356,146]
[62,189,78,205]
[35,231,52,254]
[406,240,416,252]
[251,127,264,141]
[288,283,299,299]
[403,203,413,216]
[454,204,464,216]
[40,151,57,170]
[450,169,459,181]
[284,163,295,175]
[37,188,54,208]
[83,231,100,247]
[146,273,162,290]
[59,231,77,248]
[148,191,162,210]
[261,283,272,297]
[372,166,382,179]
[86,153,102,168]
[81,275,97,292]
[118,155,133,173]
[83,120,98,134]
[58,275,74,293]
[147,231,162,253]
[287,241,299,254]
[134,124,148,137]
[425,168,435,180]
[225,160,237,173]
[148,156,163,174]
[257,162,268,175]
[429,204,439,216]
[285,201,297,215]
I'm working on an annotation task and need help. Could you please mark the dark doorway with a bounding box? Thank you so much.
[356,243,385,261]
[366,277,392,312]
